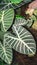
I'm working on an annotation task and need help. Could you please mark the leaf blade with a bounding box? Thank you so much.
[0,41,13,64]
[0,8,14,32]
[4,26,36,56]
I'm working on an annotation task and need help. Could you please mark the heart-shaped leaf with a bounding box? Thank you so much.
[0,8,14,32]
[0,41,13,64]
[4,26,36,56]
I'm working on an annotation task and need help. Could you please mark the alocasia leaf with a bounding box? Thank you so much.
[14,15,28,26]
[3,0,32,4]
[0,41,13,64]
[4,25,36,56]
[0,8,14,32]
[0,0,32,10]
[13,15,33,27]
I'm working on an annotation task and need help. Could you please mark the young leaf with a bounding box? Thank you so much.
[0,41,13,64]
[13,15,33,27]
[4,26,36,56]
[14,15,28,26]
[0,8,14,32]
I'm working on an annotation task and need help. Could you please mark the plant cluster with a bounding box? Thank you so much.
[0,0,37,65]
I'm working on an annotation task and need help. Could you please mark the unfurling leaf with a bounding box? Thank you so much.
[0,8,14,32]
[4,26,36,56]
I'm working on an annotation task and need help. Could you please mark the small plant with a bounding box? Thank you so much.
[0,0,37,65]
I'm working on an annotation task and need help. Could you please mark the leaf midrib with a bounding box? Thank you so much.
[13,25,35,54]
[1,43,10,64]
[1,11,6,31]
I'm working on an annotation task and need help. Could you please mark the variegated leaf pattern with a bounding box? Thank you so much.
[0,8,14,32]
[14,15,28,26]
[13,15,33,27]
[0,0,32,10]
[26,19,33,27]
[4,26,36,56]
[0,41,13,64]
